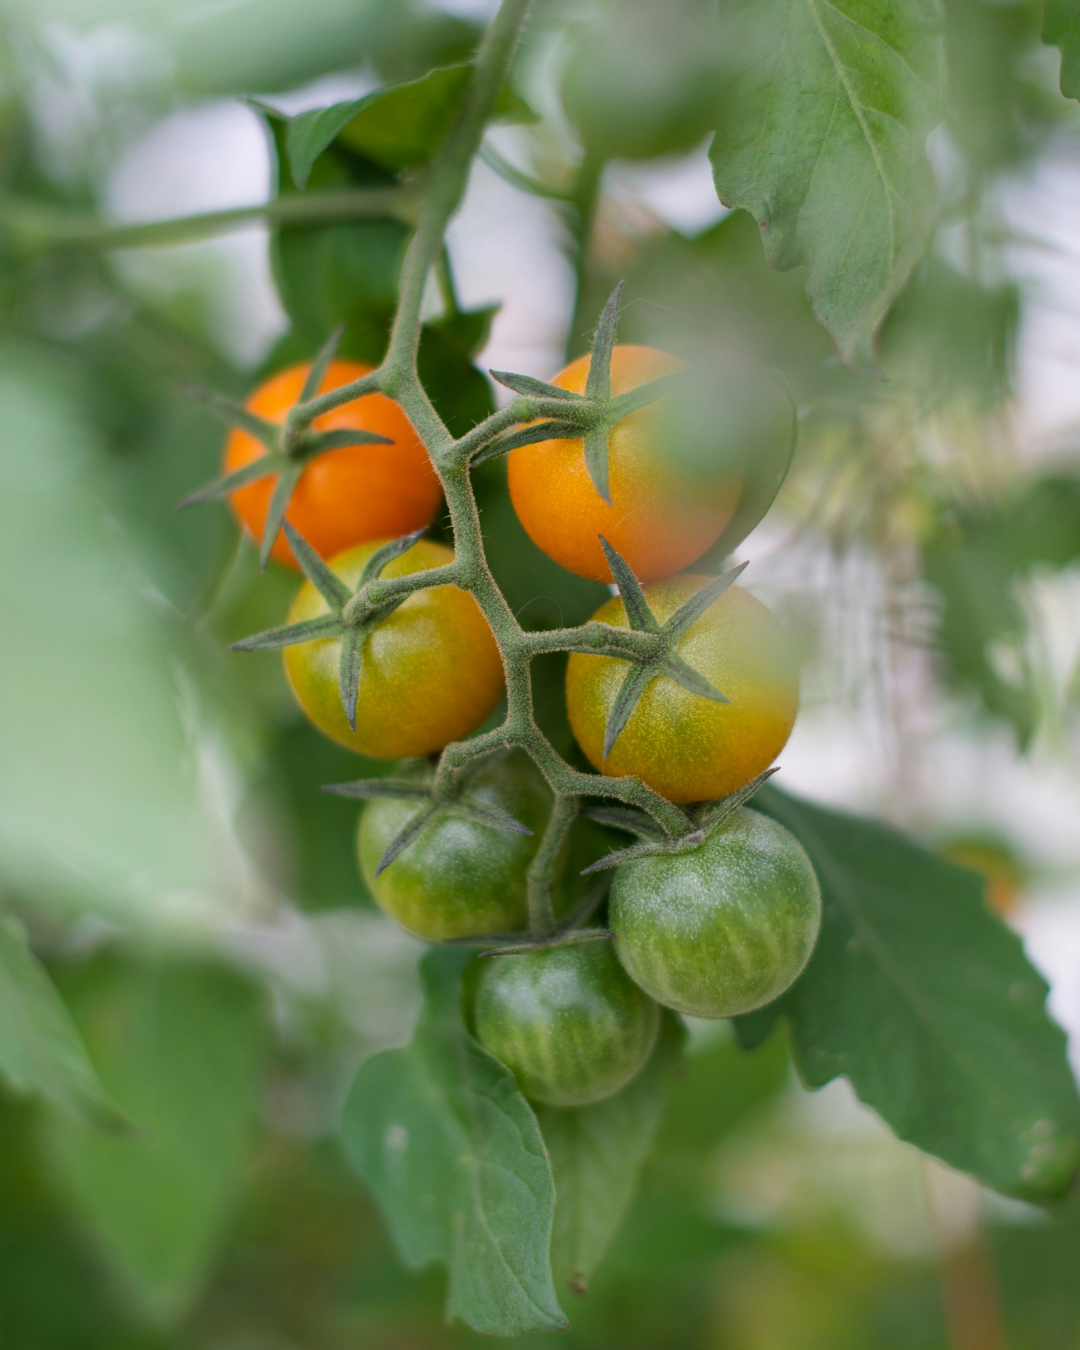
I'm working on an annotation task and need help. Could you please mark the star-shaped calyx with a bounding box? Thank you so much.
[178,326,393,568]
[473,282,686,501]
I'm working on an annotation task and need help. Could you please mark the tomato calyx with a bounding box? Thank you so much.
[178,328,392,569]
[325,773,534,877]
[587,537,748,757]
[232,522,441,728]
[472,282,687,494]
[445,876,615,957]
[580,766,779,875]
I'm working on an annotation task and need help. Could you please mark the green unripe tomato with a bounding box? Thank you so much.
[473,941,659,1107]
[610,807,821,1018]
[358,753,550,942]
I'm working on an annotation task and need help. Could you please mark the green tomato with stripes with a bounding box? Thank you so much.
[473,941,659,1107]
[610,807,821,1018]
[357,752,551,942]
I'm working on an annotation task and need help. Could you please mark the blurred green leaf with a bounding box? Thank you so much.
[0,914,124,1129]
[561,0,730,161]
[736,787,1080,1202]
[341,948,567,1336]
[45,959,266,1323]
[922,472,1080,743]
[537,1011,685,1296]
[284,64,534,186]
[1044,0,1080,100]
[710,0,945,375]
[0,348,246,923]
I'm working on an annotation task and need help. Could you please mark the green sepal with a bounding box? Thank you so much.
[280,521,351,608]
[339,628,363,731]
[182,385,280,450]
[230,613,343,652]
[662,653,728,703]
[605,370,688,421]
[321,778,432,801]
[177,454,281,509]
[478,928,614,958]
[663,561,747,640]
[586,282,623,402]
[581,769,779,876]
[375,803,439,876]
[599,537,657,633]
[301,427,395,452]
[691,767,780,833]
[259,466,303,570]
[583,424,613,504]
[581,829,704,876]
[489,370,583,401]
[299,323,346,401]
[358,528,427,588]
[471,420,582,466]
[579,805,665,841]
[603,662,655,760]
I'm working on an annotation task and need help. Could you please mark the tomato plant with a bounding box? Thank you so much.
[9,0,1080,1344]
[610,806,821,1017]
[507,345,741,583]
[283,537,504,758]
[566,576,799,802]
[357,753,550,941]
[473,940,660,1106]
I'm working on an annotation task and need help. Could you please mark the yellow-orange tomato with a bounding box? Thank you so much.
[566,577,799,803]
[283,539,504,759]
[507,345,741,584]
[225,360,440,569]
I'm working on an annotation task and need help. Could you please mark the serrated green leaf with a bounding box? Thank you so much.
[710,0,945,375]
[341,949,566,1336]
[738,786,1080,1201]
[44,960,266,1322]
[1044,0,1080,100]
[0,914,124,1129]
[537,1011,685,1295]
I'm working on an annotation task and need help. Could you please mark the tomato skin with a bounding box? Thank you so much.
[283,538,504,759]
[610,807,821,1018]
[565,577,799,803]
[225,360,441,569]
[358,753,550,942]
[473,941,659,1107]
[507,345,741,584]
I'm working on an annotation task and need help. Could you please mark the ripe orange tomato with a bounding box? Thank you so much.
[283,538,504,758]
[565,577,799,803]
[225,360,441,569]
[507,345,741,584]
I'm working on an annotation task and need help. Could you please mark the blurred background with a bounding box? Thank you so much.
[2,0,1080,1346]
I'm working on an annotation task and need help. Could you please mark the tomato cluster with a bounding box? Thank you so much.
[211,343,817,1110]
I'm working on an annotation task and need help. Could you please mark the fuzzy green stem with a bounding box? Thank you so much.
[0,188,412,254]
[526,796,577,936]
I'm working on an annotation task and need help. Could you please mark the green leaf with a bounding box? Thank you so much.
[537,1012,685,1295]
[1044,0,1080,100]
[44,960,266,1322]
[0,914,124,1129]
[417,307,497,438]
[289,65,535,181]
[737,787,1080,1202]
[341,948,566,1336]
[710,0,945,375]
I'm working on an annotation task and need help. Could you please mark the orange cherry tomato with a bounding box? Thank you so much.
[566,576,799,803]
[224,360,441,569]
[283,538,505,759]
[507,345,741,584]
